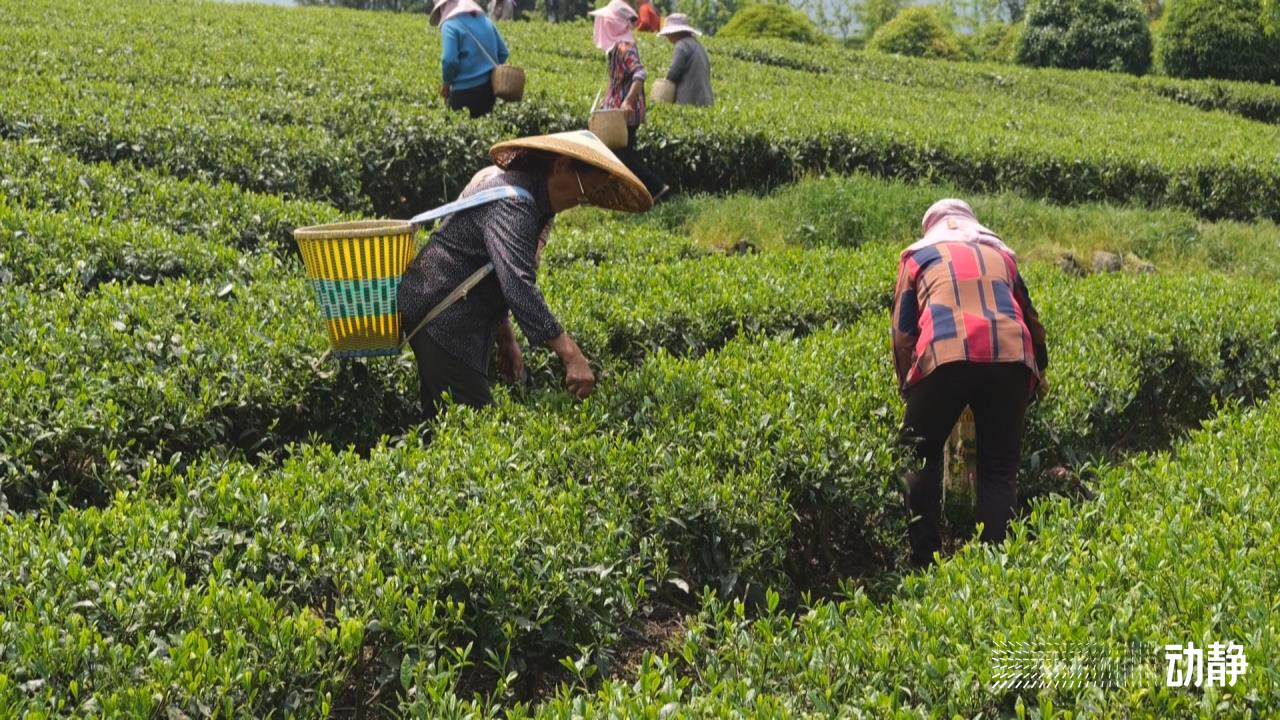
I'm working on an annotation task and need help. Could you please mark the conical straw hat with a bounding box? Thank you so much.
[490,130,653,213]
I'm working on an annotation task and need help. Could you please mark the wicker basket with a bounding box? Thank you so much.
[293,220,416,359]
[588,109,628,150]
[492,65,525,102]
[652,79,676,104]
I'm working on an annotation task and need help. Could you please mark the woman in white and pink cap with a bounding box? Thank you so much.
[589,0,669,201]
[658,13,714,107]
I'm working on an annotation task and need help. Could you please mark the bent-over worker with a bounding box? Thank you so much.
[397,131,653,420]
[892,199,1049,568]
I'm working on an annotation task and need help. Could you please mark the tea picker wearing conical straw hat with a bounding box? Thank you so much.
[893,199,1049,568]
[397,131,653,421]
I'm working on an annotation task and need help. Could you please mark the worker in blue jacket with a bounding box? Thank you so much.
[431,0,509,118]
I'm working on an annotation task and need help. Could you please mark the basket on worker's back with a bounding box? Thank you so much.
[293,219,415,359]
[492,65,526,101]
[652,79,676,104]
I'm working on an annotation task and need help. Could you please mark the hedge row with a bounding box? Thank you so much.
[0,198,251,291]
[0,139,344,252]
[4,266,1280,715]
[5,1,1280,220]
[0,244,894,509]
[535,394,1280,717]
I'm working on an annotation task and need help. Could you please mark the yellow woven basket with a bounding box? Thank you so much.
[293,219,415,359]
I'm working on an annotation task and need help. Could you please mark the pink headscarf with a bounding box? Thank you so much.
[590,0,638,51]
[902,198,1015,259]
[431,0,486,26]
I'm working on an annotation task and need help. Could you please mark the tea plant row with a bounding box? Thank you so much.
[529,395,1280,718]
[3,269,1278,715]
[4,1,1280,220]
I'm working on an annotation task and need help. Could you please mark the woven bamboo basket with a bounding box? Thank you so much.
[588,109,628,150]
[293,220,416,359]
[492,65,525,102]
[652,79,676,104]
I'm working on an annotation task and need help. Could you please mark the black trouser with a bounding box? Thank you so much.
[448,82,496,119]
[900,361,1031,566]
[410,333,493,422]
[616,125,666,197]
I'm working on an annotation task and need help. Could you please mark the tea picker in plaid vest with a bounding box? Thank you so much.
[891,199,1050,568]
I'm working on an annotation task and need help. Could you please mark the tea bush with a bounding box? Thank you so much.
[5,265,1280,714]
[0,139,345,251]
[0,199,246,291]
[0,244,895,508]
[532,395,1280,717]
[868,7,966,61]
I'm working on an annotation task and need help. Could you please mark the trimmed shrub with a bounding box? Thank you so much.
[1017,0,1154,75]
[868,6,965,61]
[718,3,825,44]
[1157,0,1280,83]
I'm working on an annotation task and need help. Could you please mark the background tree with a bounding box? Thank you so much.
[678,0,746,35]
[1016,0,1153,75]
[939,0,1002,32]
[1157,0,1280,82]
[296,0,430,10]
[999,0,1027,21]
[1264,0,1280,34]
[852,0,907,41]
[792,0,860,41]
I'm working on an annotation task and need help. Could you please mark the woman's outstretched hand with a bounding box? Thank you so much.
[546,332,596,400]
[497,340,524,383]
[564,354,596,400]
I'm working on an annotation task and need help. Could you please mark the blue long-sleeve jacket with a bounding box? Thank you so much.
[441,14,509,91]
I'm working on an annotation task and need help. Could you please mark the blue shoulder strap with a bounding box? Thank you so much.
[407,184,533,227]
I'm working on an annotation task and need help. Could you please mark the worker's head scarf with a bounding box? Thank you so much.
[590,0,638,51]
[431,0,486,26]
[903,198,1015,259]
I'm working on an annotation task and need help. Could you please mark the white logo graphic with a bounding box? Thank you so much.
[1164,642,1248,688]
[991,641,1248,690]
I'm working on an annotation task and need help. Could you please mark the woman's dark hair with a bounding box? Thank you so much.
[505,151,557,174]
[506,152,592,177]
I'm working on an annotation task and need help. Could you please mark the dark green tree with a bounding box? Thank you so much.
[1158,0,1280,82]
[1016,0,1152,75]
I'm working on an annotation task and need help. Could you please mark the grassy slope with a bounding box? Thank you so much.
[596,174,1280,281]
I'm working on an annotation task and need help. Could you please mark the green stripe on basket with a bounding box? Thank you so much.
[311,276,403,321]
